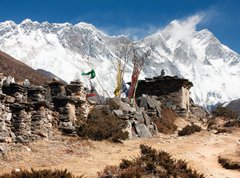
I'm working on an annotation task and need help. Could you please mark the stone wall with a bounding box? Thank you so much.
[0,75,86,143]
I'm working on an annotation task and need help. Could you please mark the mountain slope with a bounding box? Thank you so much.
[224,98,240,117]
[0,19,239,106]
[0,50,51,85]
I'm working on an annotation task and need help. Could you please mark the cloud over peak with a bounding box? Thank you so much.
[165,14,204,43]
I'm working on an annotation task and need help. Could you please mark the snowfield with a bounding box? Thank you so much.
[0,18,239,107]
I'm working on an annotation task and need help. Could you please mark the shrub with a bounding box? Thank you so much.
[213,106,238,120]
[178,124,201,136]
[98,144,205,178]
[76,106,128,142]
[218,157,240,170]
[152,109,177,134]
[223,120,240,127]
[216,128,229,134]
[0,169,81,178]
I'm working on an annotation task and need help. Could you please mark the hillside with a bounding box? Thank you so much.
[0,50,51,85]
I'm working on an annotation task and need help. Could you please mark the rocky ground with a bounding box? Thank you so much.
[0,120,239,178]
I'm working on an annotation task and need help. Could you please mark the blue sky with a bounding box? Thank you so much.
[0,0,239,53]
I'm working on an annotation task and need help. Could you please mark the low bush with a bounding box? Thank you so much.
[223,120,240,127]
[0,169,81,178]
[98,144,205,178]
[178,124,201,136]
[216,128,229,134]
[218,157,240,170]
[76,106,128,142]
[152,109,177,134]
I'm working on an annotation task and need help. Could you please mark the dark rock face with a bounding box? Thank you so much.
[225,99,240,119]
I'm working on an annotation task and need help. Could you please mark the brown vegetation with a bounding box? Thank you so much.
[152,109,177,134]
[98,144,204,178]
[0,169,82,178]
[218,157,240,171]
[0,50,50,85]
[224,120,240,127]
[76,107,128,142]
[178,124,201,136]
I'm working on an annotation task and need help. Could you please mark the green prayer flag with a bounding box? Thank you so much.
[81,69,96,79]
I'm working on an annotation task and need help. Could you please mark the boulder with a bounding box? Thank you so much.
[135,123,152,138]
[106,97,136,114]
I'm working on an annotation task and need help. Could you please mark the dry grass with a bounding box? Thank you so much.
[218,157,240,171]
[0,51,50,85]
[224,120,240,127]
[178,124,201,136]
[0,169,82,178]
[152,109,177,134]
[98,144,205,178]
[76,107,128,142]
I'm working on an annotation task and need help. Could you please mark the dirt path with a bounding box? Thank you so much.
[0,129,239,178]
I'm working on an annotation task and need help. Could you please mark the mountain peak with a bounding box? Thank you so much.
[0,20,239,107]
[0,20,16,27]
[21,18,33,24]
[74,22,96,30]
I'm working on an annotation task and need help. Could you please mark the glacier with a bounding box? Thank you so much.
[0,19,239,107]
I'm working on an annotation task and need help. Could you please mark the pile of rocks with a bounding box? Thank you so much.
[104,96,159,139]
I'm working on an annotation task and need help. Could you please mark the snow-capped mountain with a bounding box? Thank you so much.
[0,19,239,107]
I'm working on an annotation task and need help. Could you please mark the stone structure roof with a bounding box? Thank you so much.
[135,75,193,98]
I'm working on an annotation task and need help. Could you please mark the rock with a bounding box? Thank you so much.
[166,101,173,109]
[155,105,162,117]
[139,97,148,108]
[135,123,152,138]
[145,96,157,109]
[0,122,7,132]
[5,96,15,103]
[87,96,99,105]
[5,112,12,121]
[114,110,123,117]
[142,110,151,126]
[92,105,111,116]
[59,121,73,128]
[171,104,177,110]
[119,115,130,120]
[0,145,7,154]
[16,136,27,143]
[124,120,133,139]
[106,97,136,114]
[36,131,48,138]
[134,112,144,123]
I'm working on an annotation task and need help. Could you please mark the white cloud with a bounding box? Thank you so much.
[166,14,204,43]
[100,13,210,42]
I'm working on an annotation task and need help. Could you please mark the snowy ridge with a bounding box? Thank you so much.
[0,19,240,107]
